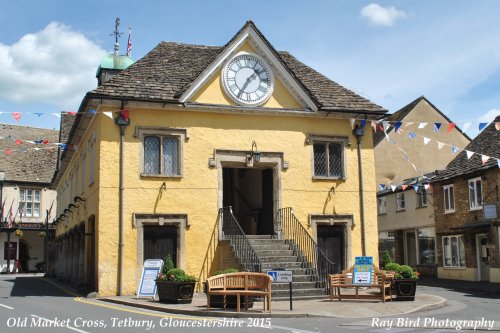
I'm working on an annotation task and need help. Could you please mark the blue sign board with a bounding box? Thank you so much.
[353,256,373,285]
[137,259,163,298]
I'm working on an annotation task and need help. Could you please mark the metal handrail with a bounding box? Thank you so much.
[277,207,337,291]
[220,206,262,273]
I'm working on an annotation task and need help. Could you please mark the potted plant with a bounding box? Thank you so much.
[14,229,23,238]
[203,268,254,309]
[385,263,419,301]
[155,255,196,304]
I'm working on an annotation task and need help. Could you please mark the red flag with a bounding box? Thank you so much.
[68,111,77,116]
[401,185,408,191]
[42,139,49,145]
[15,139,23,145]
[120,109,130,121]
[447,123,456,132]
[12,112,22,122]
[5,149,13,155]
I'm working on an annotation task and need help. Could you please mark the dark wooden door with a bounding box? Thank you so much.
[317,225,345,272]
[143,225,177,266]
[260,169,274,235]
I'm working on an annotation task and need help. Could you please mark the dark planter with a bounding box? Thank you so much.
[203,282,254,309]
[156,281,196,304]
[392,278,417,301]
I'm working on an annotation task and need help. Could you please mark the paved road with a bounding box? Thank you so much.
[0,275,498,333]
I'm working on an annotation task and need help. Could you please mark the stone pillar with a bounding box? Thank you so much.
[78,230,85,284]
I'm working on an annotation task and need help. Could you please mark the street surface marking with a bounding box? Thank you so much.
[264,324,319,333]
[0,303,14,310]
[30,314,88,333]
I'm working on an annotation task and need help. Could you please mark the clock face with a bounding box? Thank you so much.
[222,54,274,106]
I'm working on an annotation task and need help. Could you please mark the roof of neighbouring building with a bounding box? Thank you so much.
[433,116,500,182]
[0,123,59,184]
[373,96,470,146]
[89,21,386,114]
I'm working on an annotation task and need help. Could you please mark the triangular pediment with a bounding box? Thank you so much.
[179,21,318,111]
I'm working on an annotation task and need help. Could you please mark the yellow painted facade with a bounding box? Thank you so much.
[54,36,380,297]
[438,267,478,281]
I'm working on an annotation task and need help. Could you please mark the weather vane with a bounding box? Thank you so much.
[110,17,123,44]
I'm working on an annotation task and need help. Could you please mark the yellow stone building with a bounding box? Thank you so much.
[52,21,386,296]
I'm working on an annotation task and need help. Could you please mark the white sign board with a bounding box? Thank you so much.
[267,270,293,283]
[137,259,163,298]
[484,205,497,220]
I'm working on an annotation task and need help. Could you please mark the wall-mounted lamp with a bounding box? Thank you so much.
[248,140,261,163]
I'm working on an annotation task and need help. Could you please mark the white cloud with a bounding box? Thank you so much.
[478,109,500,123]
[0,22,106,109]
[361,3,406,26]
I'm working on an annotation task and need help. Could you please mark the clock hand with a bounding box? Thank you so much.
[238,73,258,97]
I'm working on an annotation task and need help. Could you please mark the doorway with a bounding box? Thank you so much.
[405,231,417,267]
[222,167,274,235]
[143,225,178,265]
[317,225,345,273]
[476,234,490,281]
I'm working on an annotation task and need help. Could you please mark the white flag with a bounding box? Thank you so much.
[423,137,431,145]
[349,119,355,129]
[437,141,445,150]
[103,112,114,119]
[466,150,474,159]
[418,122,428,129]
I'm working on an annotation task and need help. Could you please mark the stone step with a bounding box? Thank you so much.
[248,239,289,245]
[261,262,303,269]
[246,235,275,239]
[271,288,327,298]
[270,282,318,290]
[251,244,291,251]
[252,250,294,257]
[258,256,299,263]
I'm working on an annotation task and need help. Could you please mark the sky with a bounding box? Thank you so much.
[0,0,499,136]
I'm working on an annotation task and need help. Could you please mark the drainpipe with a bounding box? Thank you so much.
[353,124,366,256]
[115,106,130,295]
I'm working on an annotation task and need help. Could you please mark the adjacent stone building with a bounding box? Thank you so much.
[0,123,58,273]
[432,117,499,282]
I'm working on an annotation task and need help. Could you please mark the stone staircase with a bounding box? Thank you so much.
[246,235,328,300]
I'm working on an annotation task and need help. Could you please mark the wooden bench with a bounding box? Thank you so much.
[329,266,393,302]
[206,272,272,312]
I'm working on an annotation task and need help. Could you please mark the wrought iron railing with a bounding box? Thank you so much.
[277,207,337,291]
[220,206,262,273]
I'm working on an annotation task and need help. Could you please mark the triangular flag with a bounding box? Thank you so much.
[383,121,390,132]
[379,184,386,191]
[481,155,490,165]
[51,113,61,118]
[42,139,49,145]
[87,109,96,115]
[466,150,474,159]
[12,112,21,122]
[437,141,445,150]
[424,184,430,190]
[5,149,13,155]
[33,112,43,117]
[497,159,500,168]
[15,139,22,145]
[451,146,460,153]
[120,109,130,121]
[447,123,456,132]
[349,119,355,129]
[409,132,416,139]
[496,122,500,131]
[423,137,431,145]
[68,111,77,116]
[401,185,408,191]
[390,185,397,192]
[360,119,366,128]
[34,148,40,151]
[103,112,113,119]
[433,123,442,132]
[479,123,488,131]
[418,122,428,129]
[413,185,419,192]
[20,148,27,153]
[462,122,472,132]
[394,122,402,132]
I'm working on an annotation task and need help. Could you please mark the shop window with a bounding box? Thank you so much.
[442,235,465,267]
[418,228,435,264]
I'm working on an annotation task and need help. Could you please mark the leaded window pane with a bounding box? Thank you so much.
[449,187,454,210]
[476,180,482,206]
[162,137,179,176]
[328,143,342,177]
[144,136,160,174]
[313,144,327,176]
[34,203,40,217]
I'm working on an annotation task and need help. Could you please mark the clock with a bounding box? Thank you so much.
[222,53,274,106]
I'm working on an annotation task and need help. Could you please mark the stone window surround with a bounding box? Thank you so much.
[442,234,466,268]
[133,213,188,274]
[208,149,287,239]
[377,196,387,215]
[306,134,348,180]
[134,127,188,179]
[308,214,353,269]
[443,184,455,213]
[19,188,42,218]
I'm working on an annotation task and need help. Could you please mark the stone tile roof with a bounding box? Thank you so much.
[433,116,500,182]
[0,123,59,184]
[89,22,386,114]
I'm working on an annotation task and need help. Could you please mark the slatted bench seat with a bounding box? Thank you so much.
[206,272,272,312]
[329,265,393,302]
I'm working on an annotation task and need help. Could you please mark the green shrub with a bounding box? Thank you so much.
[213,268,239,276]
[156,257,197,282]
[385,262,400,272]
[382,250,392,268]
[162,254,175,275]
[396,265,417,279]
